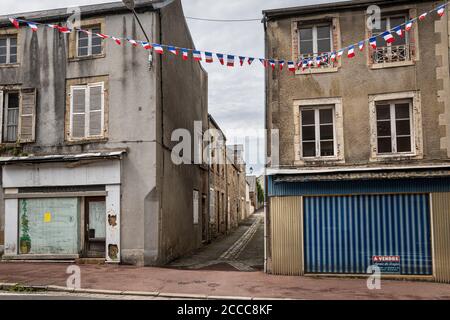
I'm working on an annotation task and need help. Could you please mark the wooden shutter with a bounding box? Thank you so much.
[88,84,103,137]
[0,90,3,143]
[18,88,36,143]
[71,87,86,139]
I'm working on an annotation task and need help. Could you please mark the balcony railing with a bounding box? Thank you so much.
[299,53,337,69]
[372,44,412,64]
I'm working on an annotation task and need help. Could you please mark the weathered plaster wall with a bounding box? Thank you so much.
[155,0,209,264]
[0,10,159,265]
[266,1,448,168]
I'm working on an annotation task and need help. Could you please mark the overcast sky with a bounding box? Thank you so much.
[0,0,344,175]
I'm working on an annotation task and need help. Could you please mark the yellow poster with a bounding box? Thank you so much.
[44,212,52,223]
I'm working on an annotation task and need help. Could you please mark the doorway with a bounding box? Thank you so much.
[84,197,106,258]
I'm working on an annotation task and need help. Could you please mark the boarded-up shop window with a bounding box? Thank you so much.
[18,198,80,255]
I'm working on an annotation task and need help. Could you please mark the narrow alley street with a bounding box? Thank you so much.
[169,211,264,272]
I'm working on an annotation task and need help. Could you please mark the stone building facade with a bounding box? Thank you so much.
[264,0,450,282]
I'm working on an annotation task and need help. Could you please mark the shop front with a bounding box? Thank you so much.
[1,152,123,263]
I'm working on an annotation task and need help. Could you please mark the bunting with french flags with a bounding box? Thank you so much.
[193,50,202,61]
[205,52,213,63]
[9,18,20,29]
[217,53,225,65]
[5,2,449,75]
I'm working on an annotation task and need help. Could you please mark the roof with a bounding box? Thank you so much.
[208,114,227,141]
[0,150,127,165]
[262,0,430,20]
[0,0,173,25]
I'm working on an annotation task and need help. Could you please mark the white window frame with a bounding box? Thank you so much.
[0,36,17,65]
[300,106,336,159]
[369,91,423,161]
[76,26,102,57]
[299,24,333,56]
[376,99,413,155]
[293,98,345,165]
[69,82,105,140]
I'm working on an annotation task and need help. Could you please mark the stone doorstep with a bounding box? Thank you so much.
[0,282,271,300]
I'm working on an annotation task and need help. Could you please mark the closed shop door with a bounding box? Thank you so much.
[304,194,432,275]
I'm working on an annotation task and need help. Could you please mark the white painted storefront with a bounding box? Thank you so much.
[2,156,121,263]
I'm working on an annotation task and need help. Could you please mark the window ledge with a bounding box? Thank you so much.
[0,63,20,68]
[65,137,108,145]
[370,153,422,162]
[69,53,106,62]
[296,67,339,75]
[370,60,415,70]
[295,157,345,166]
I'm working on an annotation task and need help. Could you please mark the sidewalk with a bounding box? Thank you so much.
[1,262,450,299]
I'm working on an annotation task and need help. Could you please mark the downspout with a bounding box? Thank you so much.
[262,13,269,274]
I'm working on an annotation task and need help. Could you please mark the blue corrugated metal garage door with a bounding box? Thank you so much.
[304,194,432,275]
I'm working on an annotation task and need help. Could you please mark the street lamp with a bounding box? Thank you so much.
[122,0,153,68]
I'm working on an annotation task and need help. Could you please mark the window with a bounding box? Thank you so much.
[0,89,37,144]
[0,36,17,64]
[69,82,104,140]
[301,107,335,158]
[77,26,102,57]
[372,15,411,64]
[376,100,412,154]
[299,24,333,68]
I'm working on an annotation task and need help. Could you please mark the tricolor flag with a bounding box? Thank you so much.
[141,41,152,50]
[393,26,404,37]
[9,18,20,29]
[419,12,428,21]
[288,61,295,72]
[330,51,337,62]
[153,44,164,54]
[112,37,121,45]
[193,50,202,61]
[168,46,178,55]
[278,60,285,71]
[337,49,344,59]
[382,31,395,44]
[205,52,213,63]
[358,41,365,51]
[269,59,276,70]
[347,45,355,58]
[80,29,91,35]
[301,60,307,70]
[227,55,235,67]
[437,5,446,17]
[182,49,189,60]
[316,56,322,67]
[48,24,58,29]
[57,26,71,34]
[369,37,377,49]
[217,53,225,65]
[259,58,267,68]
[239,56,246,66]
[405,20,413,31]
[128,39,138,47]
[307,59,314,67]
[247,57,254,65]
[27,22,38,32]
[96,33,109,39]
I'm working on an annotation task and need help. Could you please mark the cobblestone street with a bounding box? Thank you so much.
[168,211,264,272]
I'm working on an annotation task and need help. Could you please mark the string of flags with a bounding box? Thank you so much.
[6,2,449,73]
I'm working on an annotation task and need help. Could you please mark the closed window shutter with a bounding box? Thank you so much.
[19,88,36,143]
[71,87,86,138]
[88,85,103,137]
